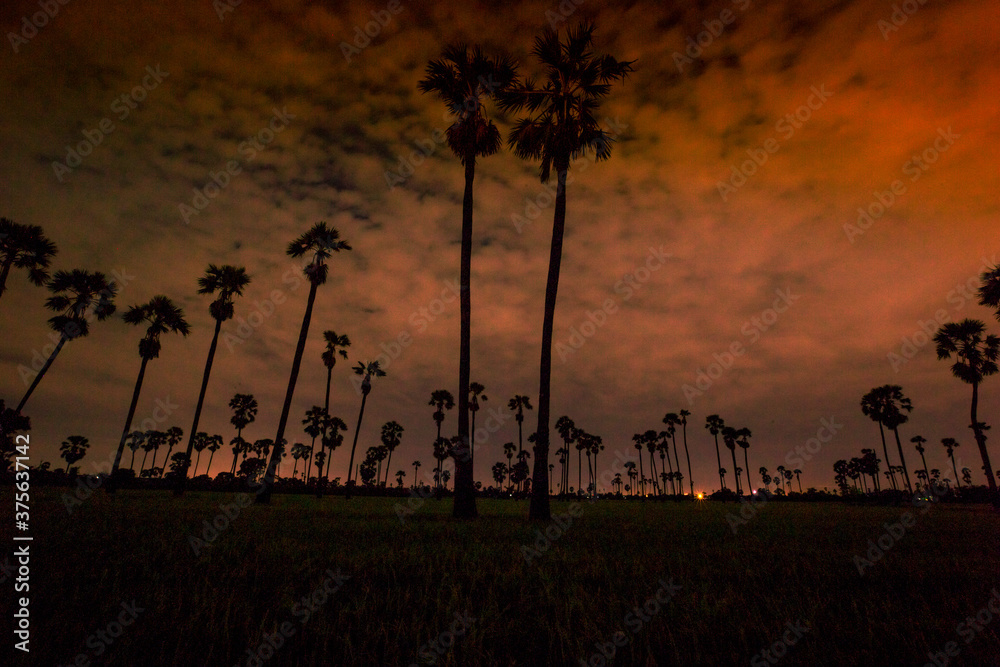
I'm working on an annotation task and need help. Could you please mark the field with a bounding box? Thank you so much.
[6,489,1000,666]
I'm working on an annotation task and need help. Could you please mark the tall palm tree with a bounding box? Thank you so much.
[663,414,684,494]
[228,393,257,474]
[110,296,190,484]
[125,430,145,472]
[722,426,741,494]
[632,434,645,497]
[658,430,675,494]
[413,460,422,488]
[642,430,660,495]
[321,329,351,414]
[705,415,726,490]
[911,435,930,487]
[203,433,223,476]
[503,442,516,491]
[381,420,404,487]
[737,427,753,494]
[345,360,386,499]
[320,417,348,492]
[302,406,327,484]
[508,395,533,456]
[17,269,117,412]
[555,415,576,496]
[679,409,694,496]
[429,390,455,489]
[879,385,914,493]
[0,218,57,301]
[60,435,89,472]
[259,223,351,503]
[934,319,999,500]
[419,46,517,520]
[191,432,209,476]
[860,387,899,491]
[176,264,250,493]
[942,438,962,488]
[144,429,166,473]
[501,24,633,520]
[159,426,184,478]
[469,381,488,469]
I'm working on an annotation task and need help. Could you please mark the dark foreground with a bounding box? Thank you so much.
[5,490,999,666]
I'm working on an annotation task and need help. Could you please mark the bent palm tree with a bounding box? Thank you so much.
[259,223,351,504]
[177,264,250,494]
[110,296,190,485]
[419,46,516,520]
[934,319,999,501]
[0,218,57,301]
[18,269,117,412]
[345,360,386,499]
[501,24,633,519]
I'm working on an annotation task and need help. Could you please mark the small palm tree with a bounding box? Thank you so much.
[722,426,741,494]
[17,269,117,412]
[345,360,386,499]
[302,406,328,484]
[60,435,89,472]
[413,460,422,488]
[259,223,351,504]
[942,438,962,488]
[0,218,57,301]
[381,420,404,487]
[503,442,516,491]
[555,416,576,498]
[177,264,250,493]
[934,319,999,500]
[125,430,145,472]
[321,329,351,413]
[396,469,406,488]
[160,426,184,478]
[110,296,190,484]
[203,433,223,476]
[737,427,753,494]
[500,23,633,520]
[192,432,209,476]
[911,435,930,488]
[705,415,726,490]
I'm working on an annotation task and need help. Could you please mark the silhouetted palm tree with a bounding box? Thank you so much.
[228,393,257,474]
[125,430,144,472]
[0,218,57,301]
[632,433,646,497]
[705,415,726,490]
[508,395,533,456]
[18,269,117,412]
[396,469,406,488]
[160,426,184,478]
[430,389,455,489]
[259,223,351,504]
[319,417,347,494]
[555,415,576,496]
[722,426,741,494]
[503,441,516,491]
[910,435,930,487]
[420,46,516,520]
[469,381,487,469]
[934,319,999,500]
[413,459,422,488]
[110,296,190,484]
[942,438,962,488]
[177,264,250,493]
[737,427,753,494]
[345,360,386,499]
[501,24,633,520]
[302,405,327,484]
[60,435,89,472]
[978,263,1000,321]
[679,409,694,495]
[321,329,351,413]
[381,420,404,487]
[860,387,898,490]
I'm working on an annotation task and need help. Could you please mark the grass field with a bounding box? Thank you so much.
[6,489,1000,666]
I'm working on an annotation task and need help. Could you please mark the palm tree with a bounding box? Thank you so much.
[642,430,660,495]
[501,24,633,520]
[705,415,726,490]
[345,360,386,499]
[125,430,145,472]
[429,390,455,489]
[759,466,770,492]
[469,381,488,469]
[381,420,404,487]
[302,406,327,484]
[110,296,190,484]
[159,426,184,478]
[663,414,684,495]
[17,269,118,412]
[321,329,351,405]
[290,442,308,479]
[632,434,645,497]
[555,416,576,498]
[508,395,533,456]
[775,465,787,493]
[203,433,223,476]
[658,430,675,494]
[978,263,1000,319]
[492,462,507,489]
[722,426,741,494]
[228,393,257,474]
[396,469,406,489]
[503,442,516,491]
[934,319,999,500]
[176,264,250,493]
[60,435,89,472]
[737,427,753,494]
[413,460,422,488]
[0,218,57,301]
[259,223,351,504]
[419,47,516,520]
[433,437,452,493]
[679,409,694,496]
[860,386,899,491]
[942,438,962,488]
[320,417,348,494]
[793,468,803,492]
[863,384,913,493]
[143,430,166,473]
[192,432,209,476]
[910,435,930,490]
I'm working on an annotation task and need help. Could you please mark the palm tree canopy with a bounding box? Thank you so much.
[978,264,1000,321]
[287,222,351,286]
[122,295,191,359]
[229,393,258,431]
[321,330,351,369]
[934,319,1000,385]
[381,420,404,448]
[500,23,634,182]
[418,44,518,165]
[0,218,58,287]
[198,264,251,322]
[45,269,118,338]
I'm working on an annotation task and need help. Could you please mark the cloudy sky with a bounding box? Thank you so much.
[2,0,998,492]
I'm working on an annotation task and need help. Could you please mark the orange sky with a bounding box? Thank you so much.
[2,0,999,491]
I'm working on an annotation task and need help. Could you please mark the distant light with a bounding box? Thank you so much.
[696,493,704,500]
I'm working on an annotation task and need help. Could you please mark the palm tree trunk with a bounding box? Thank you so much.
[17,333,67,412]
[194,450,202,476]
[128,447,137,471]
[664,442,675,493]
[345,391,369,500]
[140,449,149,474]
[207,447,217,475]
[730,448,741,494]
[950,452,961,488]
[109,356,150,492]
[529,167,570,521]
[877,423,897,490]
[970,382,999,500]
[890,428,912,493]
[0,260,12,298]
[454,154,477,518]
[743,448,752,494]
[637,454,644,497]
[176,318,222,495]
[683,423,694,496]
[713,434,724,490]
[259,281,319,504]
[384,448,395,487]
[671,434,682,493]
[648,450,659,495]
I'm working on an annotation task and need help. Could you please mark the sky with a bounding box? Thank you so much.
[1,0,999,493]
